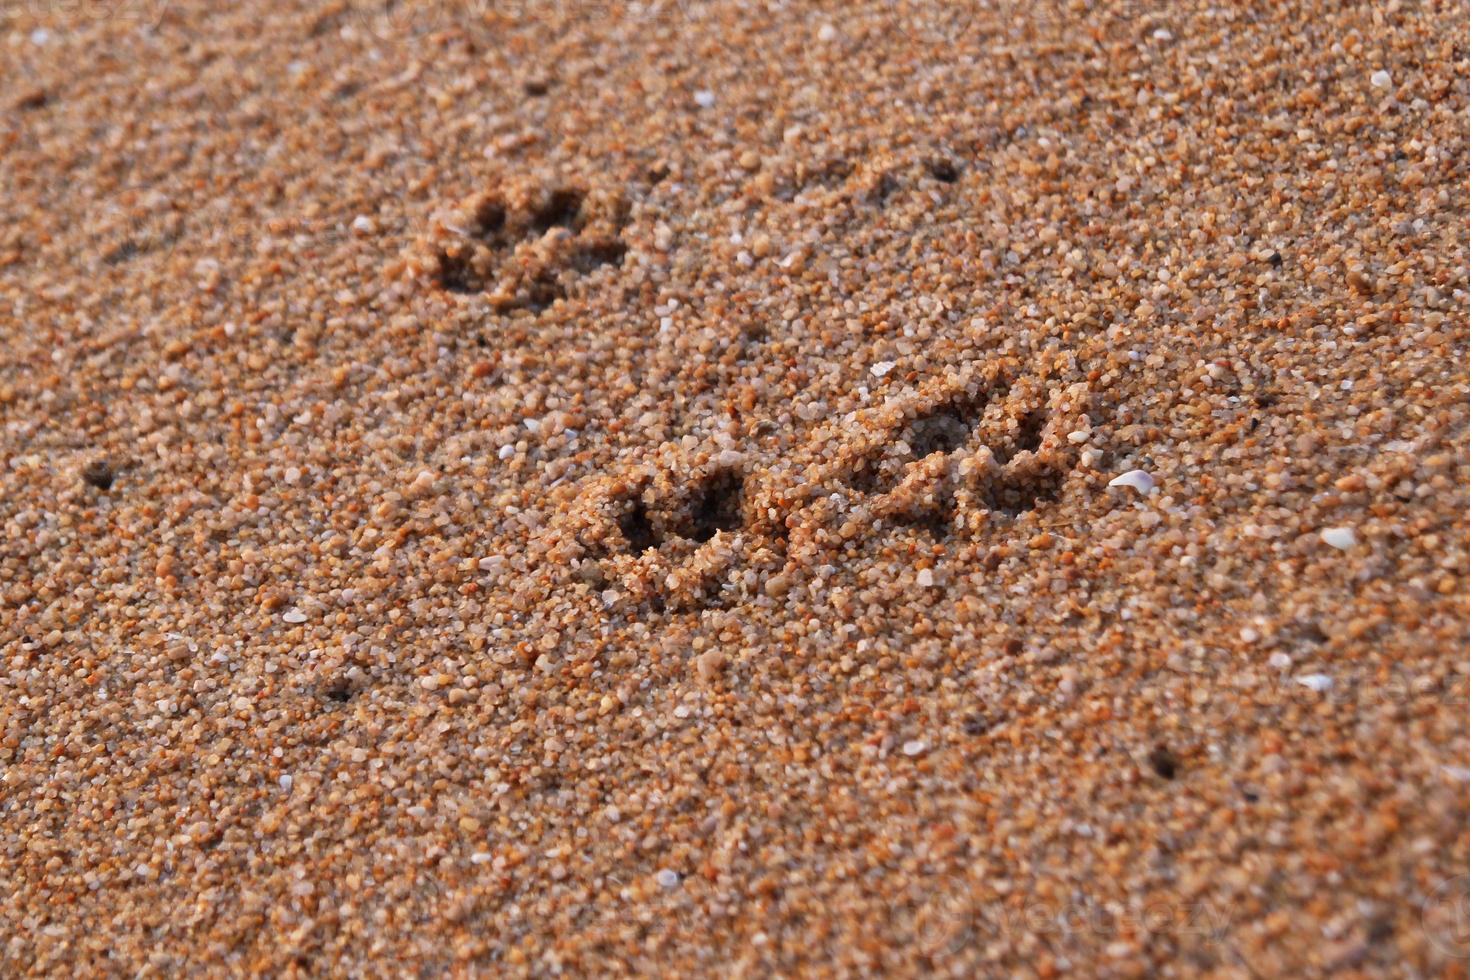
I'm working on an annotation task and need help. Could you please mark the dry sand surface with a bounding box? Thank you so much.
[4,0,1470,974]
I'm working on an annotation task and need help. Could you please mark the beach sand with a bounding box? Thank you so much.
[3,0,1470,974]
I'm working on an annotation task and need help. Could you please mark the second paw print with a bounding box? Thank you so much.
[780,362,1094,542]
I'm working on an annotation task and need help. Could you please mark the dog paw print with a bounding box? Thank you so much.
[545,451,756,611]
[419,177,629,311]
[810,367,1091,539]
[606,465,745,556]
[954,380,1090,525]
[842,387,992,499]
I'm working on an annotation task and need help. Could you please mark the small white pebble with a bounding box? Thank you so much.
[282,609,307,624]
[30,29,51,46]
[656,869,681,889]
[870,360,896,378]
[278,774,294,791]
[1108,469,1156,494]
[1441,766,1470,783]
[916,568,935,588]
[1320,527,1357,550]
[817,23,837,42]
[1239,627,1259,644]
[1370,69,1392,90]
[694,90,715,108]
[1268,651,1293,671]
[471,852,492,864]
[351,215,376,235]
[498,444,515,460]
[1152,28,1173,41]
[902,740,927,757]
[1295,673,1333,693]
[1067,428,1091,445]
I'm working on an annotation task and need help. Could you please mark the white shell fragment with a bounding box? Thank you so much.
[1319,527,1357,550]
[1107,469,1156,494]
[1295,673,1334,693]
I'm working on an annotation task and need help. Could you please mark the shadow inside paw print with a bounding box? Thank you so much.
[683,468,744,544]
[430,179,629,311]
[989,406,1045,465]
[604,466,746,557]
[889,489,959,539]
[528,188,585,234]
[618,498,657,554]
[980,455,1068,516]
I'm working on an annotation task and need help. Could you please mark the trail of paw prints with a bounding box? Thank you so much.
[412,174,629,312]
[541,361,1095,615]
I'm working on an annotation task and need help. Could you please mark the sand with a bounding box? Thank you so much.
[3,0,1470,975]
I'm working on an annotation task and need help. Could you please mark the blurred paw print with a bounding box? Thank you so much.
[415,175,630,313]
